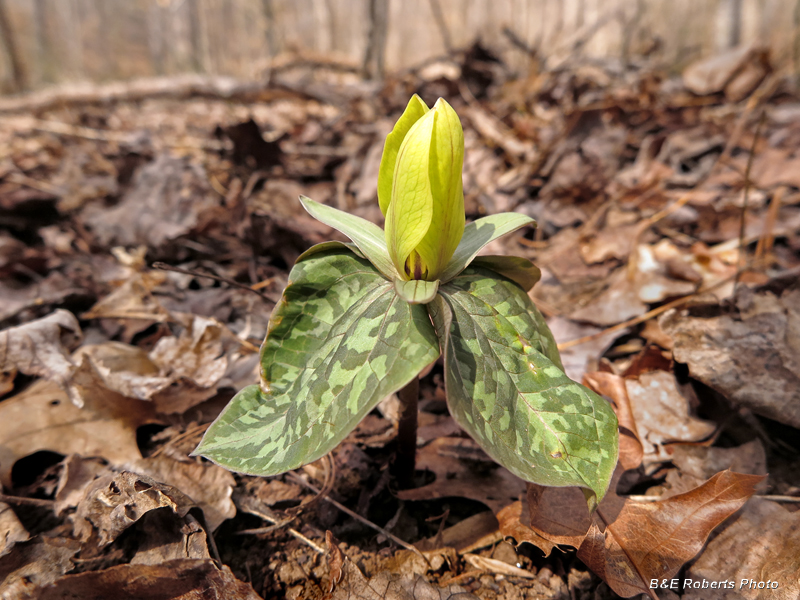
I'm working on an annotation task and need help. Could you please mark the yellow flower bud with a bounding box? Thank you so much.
[379,96,465,281]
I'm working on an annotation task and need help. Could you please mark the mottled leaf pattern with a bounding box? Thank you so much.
[194,249,440,476]
[470,255,541,292]
[433,267,618,503]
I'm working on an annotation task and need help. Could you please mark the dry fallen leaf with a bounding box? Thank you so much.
[0,380,157,488]
[416,511,501,554]
[569,268,648,327]
[68,316,227,414]
[71,471,203,548]
[661,441,768,498]
[147,315,228,414]
[583,371,644,470]
[127,455,236,531]
[0,310,82,405]
[0,503,29,558]
[0,537,80,598]
[684,498,800,600]
[682,44,768,98]
[82,154,220,248]
[546,316,625,383]
[396,437,526,514]
[578,470,764,599]
[463,553,535,579]
[496,501,556,557]
[30,558,261,600]
[662,283,800,429]
[53,454,110,516]
[624,370,716,468]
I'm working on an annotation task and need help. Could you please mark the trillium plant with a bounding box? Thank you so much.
[194,96,619,507]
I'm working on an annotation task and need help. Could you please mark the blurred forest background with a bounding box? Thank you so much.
[0,0,797,93]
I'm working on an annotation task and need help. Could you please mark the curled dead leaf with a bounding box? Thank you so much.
[583,371,644,470]
[496,501,556,558]
[0,503,29,558]
[578,470,765,599]
[71,471,202,548]
[624,370,716,468]
[0,310,82,405]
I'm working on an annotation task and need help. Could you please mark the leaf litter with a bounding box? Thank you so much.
[0,39,799,599]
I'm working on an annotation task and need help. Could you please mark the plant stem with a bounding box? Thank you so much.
[395,377,419,489]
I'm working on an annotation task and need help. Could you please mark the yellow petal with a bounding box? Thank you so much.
[377,94,429,216]
[412,98,465,280]
[385,109,436,279]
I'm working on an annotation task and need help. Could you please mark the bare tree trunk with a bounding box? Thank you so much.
[95,0,112,79]
[0,0,27,91]
[362,0,388,80]
[261,0,278,58]
[147,1,167,75]
[717,0,742,49]
[33,0,55,84]
[795,0,800,78]
[429,0,453,53]
[188,0,206,73]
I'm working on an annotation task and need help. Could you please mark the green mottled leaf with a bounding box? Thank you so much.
[297,240,362,261]
[433,267,618,505]
[299,195,398,280]
[378,94,429,216]
[394,278,439,304]
[193,248,439,476]
[471,255,541,292]
[440,213,536,283]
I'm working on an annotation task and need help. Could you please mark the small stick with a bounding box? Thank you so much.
[557,273,737,351]
[734,110,766,294]
[754,186,784,266]
[0,493,55,508]
[151,262,273,302]
[286,471,429,564]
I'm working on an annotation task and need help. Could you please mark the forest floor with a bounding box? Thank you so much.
[1,43,799,600]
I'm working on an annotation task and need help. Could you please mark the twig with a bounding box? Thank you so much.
[502,26,538,58]
[0,493,55,508]
[754,495,800,503]
[152,262,273,302]
[557,273,737,351]
[285,471,430,565]
[234,495,323,553]
[734,110,766,294]
[151,423,208,458]
[754,186,784,267]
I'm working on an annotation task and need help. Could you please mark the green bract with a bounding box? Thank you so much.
[194,96,619,507]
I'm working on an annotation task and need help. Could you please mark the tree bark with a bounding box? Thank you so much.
[0,0,27,91]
